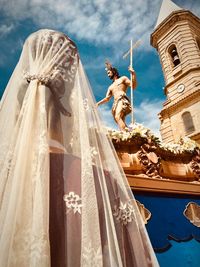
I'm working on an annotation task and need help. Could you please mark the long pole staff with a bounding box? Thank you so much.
[123,39,141,125]
[130,39,134,124]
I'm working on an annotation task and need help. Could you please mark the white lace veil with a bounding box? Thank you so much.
[0,29,159,267]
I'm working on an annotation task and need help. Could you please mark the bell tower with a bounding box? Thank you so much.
[151,0,200,144]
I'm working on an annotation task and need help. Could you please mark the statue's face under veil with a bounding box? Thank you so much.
[20,30,80,149]
[26,29,79,88]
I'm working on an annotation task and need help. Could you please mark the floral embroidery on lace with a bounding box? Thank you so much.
[52,37,65,54]
[12,229,49,265]
[82,243,102,267]
[90,146,98,161]
[41,31,54,46]
[38,130,49,155]
[63,192,83,214]
[56,49,78,83]
[24,30,78,88]
[83,98,89,110]
[113,201,135,225]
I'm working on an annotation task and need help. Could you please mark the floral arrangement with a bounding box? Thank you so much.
[107,123,199,155]
[108,123,155,141]
[159,137,198,154]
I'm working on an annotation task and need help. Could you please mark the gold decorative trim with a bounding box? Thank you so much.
[183,202,200,227]
[136,200,151,225]
[138,149,161,179]
[127,175,200,195]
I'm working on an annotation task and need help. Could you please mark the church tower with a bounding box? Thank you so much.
[151,0,200,144]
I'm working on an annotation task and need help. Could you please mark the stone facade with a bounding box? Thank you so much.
[151,10,200,144]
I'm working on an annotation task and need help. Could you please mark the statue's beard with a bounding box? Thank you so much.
[108,74,114,80]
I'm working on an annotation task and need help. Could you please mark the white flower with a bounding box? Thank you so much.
[107,123,158,141]
[90,146,98,160]
[63,192,83,214]
[129,122,149,137]
[113,201,135,225]
[108,123,199,154]
[161,137,198,154]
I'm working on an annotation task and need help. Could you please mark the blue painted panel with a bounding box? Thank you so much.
[156,239,200,267]
[134,193,200,251]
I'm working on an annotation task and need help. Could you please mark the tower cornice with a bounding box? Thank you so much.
[159,88,200,116]
[164,66,200,95]
[151,10,200,49]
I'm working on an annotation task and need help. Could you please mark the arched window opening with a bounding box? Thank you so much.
[196,38,200,51]
[182,112,195,134]
[168,44,180,67]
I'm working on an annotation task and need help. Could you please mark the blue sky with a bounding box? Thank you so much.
[0,0,200,136]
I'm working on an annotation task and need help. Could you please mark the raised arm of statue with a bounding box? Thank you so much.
[123,66,137,89]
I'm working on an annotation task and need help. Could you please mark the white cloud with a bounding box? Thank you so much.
[1,0,199,53]
[0,0,160,48]
[134,99,163,137]
[1,0,200,49]
[0,24,14,37]
[98,104,117,130]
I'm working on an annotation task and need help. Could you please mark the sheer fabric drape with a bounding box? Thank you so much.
[0,29,159,267]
